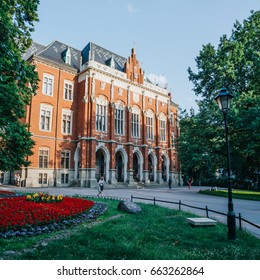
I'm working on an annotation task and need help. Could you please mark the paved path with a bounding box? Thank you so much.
[1,184,260,238]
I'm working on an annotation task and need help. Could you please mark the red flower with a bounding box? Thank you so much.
[0,196,94,231]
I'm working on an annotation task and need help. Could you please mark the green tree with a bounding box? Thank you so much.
[181,11,260,188]
[0,0,39,171]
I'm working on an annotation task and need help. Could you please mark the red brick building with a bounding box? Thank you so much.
[3,41,182,187]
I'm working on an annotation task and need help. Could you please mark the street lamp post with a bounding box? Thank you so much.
[215,88,236,240]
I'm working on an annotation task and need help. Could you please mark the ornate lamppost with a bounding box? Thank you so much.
[215,88,236,240]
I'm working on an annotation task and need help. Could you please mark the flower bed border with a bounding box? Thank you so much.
[0,202,108,239]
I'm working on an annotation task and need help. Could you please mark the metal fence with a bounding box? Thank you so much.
[130,195,260,233]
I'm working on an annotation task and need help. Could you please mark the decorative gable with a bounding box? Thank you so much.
[125,48,144,84]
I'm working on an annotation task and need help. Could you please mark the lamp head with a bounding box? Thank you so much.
[215,88,233,112]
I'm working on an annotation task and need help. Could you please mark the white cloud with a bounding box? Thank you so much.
[127,2,139,14]
[146,73,168,89]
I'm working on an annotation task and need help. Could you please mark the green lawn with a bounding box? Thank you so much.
[199,189,260,201]
[0,198,259,260]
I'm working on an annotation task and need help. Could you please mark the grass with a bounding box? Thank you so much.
[199,189,260,201]
[0,198,259,260]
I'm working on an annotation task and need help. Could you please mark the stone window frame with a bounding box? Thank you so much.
[64,80,74,101]
[96,96,108,132]
[42,73,54,96]
[131,106,141,138]
[39,104,53,132]
[62,109,73,135]
[114,101,125,136]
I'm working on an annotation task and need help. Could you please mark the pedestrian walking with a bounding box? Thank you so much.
[97,176,105,196]
[16,174,21,187]
[168,177,172,189]
[188,178,192,190]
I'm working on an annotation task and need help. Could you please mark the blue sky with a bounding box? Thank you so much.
[32,0,259,111]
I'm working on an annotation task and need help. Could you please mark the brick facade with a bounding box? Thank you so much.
[2,41,182,188]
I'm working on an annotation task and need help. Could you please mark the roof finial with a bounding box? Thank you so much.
[132,42,136,54]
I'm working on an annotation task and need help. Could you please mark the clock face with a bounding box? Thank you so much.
[133,92,139,102]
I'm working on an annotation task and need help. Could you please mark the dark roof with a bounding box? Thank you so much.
[22,42,46,60]
[23,41,157,86]
[23,41,81,70]
[82,42,127,72]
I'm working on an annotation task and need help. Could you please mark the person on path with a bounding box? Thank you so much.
[188,178,192,190]
[168,177,172,189]
[16,174,21,187]
[97,176,105,196]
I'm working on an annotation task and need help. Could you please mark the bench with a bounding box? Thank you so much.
[187,218,217,227]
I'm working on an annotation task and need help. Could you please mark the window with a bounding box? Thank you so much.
[39,173,48,184]
[0,172,4,184]
[39,148,49,168]
[132,107,140,138]
[160,119,166,142]
[61,174,69,184]
[65,48,71,64]
[40,104,53,131]
[96,98,107,132]
[170,113,174,126]
[61,150,70,169]
[115,103,124,135]
[62,109,73,134]
[64,81,73,101]
[146,111,154,140]
[171,132,175,148]
[42,74,54,96]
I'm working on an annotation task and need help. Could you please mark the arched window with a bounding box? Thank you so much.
[114,101,125,135]
[159,113,167,142]
[131,106,140,138]
[96,96,108,132]
[146,110,154,140]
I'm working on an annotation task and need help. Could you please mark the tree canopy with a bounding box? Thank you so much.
[179,11,260,188]
[0,0,39,171]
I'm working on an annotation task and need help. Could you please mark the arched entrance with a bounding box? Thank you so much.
[95,149,105,181]
[133,153,140,182]
[162,156,167,182]
[148,154,154,182]
[115,151,124,182]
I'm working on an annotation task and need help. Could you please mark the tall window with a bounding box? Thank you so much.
[39,148,49,168]
[40,105,52,131]
[171,132,175,148]
[64,81,73,101]
[62,110,73,134]
[65,48,71,64]
[96,97,107,132]
[39,173,48,184]
[115,103,124,135]
[159,114,166,142]
[42,74,54,96]
[146,110,154,140]
[170,113,174,126]
[61,150,70,169]
[61,174,69,184]
[132,107,140,138]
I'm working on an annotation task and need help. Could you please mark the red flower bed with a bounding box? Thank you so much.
[0,196,94,231]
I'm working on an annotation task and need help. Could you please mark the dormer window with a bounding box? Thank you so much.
[63,47,71,65]
[105,55,116,69]
[66,48,71,64]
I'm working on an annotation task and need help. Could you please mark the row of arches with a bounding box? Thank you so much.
[94,146,169,184]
